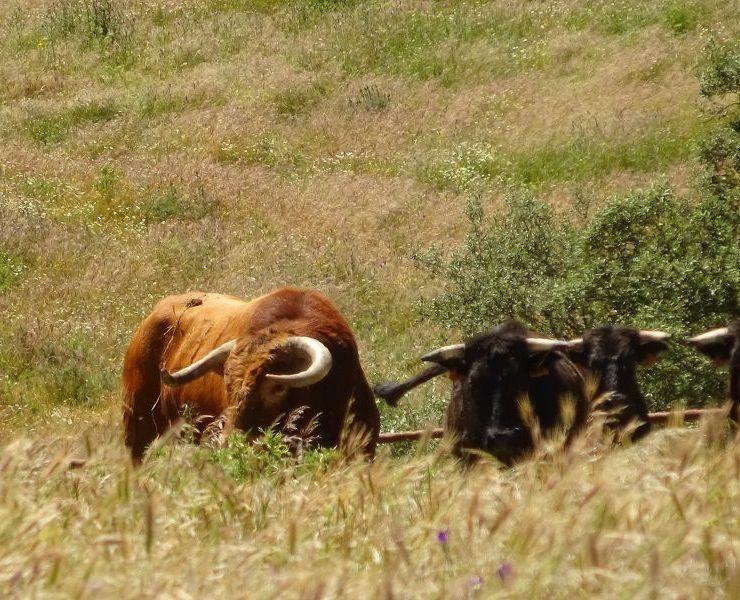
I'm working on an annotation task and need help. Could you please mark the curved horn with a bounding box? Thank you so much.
[264,336,332,388]
[161,339,237,386]
[421,343,465,364]
[565,337,583,348]
[687,327,729,345]
[526,337,568,352]
[638,330,671,343]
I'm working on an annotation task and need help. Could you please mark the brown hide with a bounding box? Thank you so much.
[122,287,380,463]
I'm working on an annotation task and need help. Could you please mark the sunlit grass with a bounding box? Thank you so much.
[1,421,739,596]
[0,0,734,434]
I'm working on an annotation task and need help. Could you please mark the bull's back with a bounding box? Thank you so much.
[122,292,253,459]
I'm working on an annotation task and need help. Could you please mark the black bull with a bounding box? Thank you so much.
[374,321,671,464]
[688,320,740,425]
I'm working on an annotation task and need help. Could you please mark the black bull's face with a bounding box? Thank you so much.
[687,321,740,423]
[426,321,586,464]
[565,326,671,441]
[422,323,670,464]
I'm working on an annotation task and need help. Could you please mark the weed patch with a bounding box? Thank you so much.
[24,100,120,145]
[0,251,25,293]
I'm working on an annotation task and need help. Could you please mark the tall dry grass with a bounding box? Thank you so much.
[1,416,739,597]
[0,3,738,596]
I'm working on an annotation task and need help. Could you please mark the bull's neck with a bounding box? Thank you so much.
[599,362,648,419]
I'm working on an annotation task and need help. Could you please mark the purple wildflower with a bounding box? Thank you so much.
[436,530,449,545]
[497,562,513,583]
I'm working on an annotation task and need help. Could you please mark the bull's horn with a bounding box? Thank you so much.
[160,339,237,386]
[687,327,729,345]
[526,337,568,352]
[565,338,583,348]
[421,343,465,364]
[638,330,671,343]
[264,336,332,388]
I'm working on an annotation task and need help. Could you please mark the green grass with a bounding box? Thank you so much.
[24,100,120,144]
[0,2,738,593]
[0,251,25,293]
[420,121,702,191]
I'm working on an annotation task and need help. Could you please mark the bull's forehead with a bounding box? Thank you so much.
[467,332,528,359]
[584,326,639,357]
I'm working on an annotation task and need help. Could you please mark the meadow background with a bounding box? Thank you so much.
[0,0,738,596]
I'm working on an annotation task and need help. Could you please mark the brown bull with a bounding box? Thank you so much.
[122,287,380,463]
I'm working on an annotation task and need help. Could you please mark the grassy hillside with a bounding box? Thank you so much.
[1,0,736,437]
[1,1,740,597]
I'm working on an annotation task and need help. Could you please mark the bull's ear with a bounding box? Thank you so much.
[686,327,733,365]
[637,331,671,366]
[525,338,568,376]
[562,338,587,366]
[421,343,466,370]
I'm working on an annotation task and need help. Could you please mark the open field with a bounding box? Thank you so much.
[0,0,738,596]
[2,417,740,598]
[1,0,738,435]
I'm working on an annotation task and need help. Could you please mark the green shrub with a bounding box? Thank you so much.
[699,38,740,98]
[697,38,740,194]
[206,431,342,482]
[415,38,740,410]
[417,186,738,409]
[415,193,569,335]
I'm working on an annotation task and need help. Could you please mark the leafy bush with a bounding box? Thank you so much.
[415,38,740,410]
[699,38,740,98]
[697,38,740,194]
[417,186,738,409]
[414,193,569,335]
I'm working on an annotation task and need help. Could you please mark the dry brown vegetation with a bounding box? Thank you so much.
[2,416,740,597]
[1,1,739,596]
[1,0,735,434]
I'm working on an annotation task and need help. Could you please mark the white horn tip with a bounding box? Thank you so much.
[421,344,465,363]
[687,327,729,344]
[639,330,671,342]
[526,337,569,352]
[264,336,332,388]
